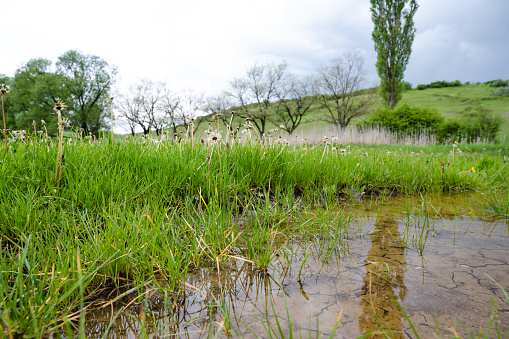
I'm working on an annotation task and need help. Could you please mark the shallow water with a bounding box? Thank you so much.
[82,193,509,338]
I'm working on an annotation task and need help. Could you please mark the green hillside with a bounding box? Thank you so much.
[399,83,509,137]
[194,83,509,141]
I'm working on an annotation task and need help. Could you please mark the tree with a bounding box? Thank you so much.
[159,86,181,136]
[370,0,419,108]
[56,50,117,135]
[204,92,241,134]
[8,59,66,134]
[274,74,317,135]
[174,89,205,136]
[116,81,153,136]
[317,50,376,128]
[228,62,287,137]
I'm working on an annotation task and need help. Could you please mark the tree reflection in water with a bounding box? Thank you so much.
[359,217,408,338]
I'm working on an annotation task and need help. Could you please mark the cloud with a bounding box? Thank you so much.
[2,0,508,94]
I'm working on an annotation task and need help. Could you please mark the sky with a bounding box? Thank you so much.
[2,0,509,95]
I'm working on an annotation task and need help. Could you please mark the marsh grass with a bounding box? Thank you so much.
[0,131,508,337]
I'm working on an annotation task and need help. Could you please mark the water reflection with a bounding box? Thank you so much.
[80,193,509,338]
[359,217,407,337]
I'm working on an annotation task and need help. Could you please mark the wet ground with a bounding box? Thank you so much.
[82,193,509,338]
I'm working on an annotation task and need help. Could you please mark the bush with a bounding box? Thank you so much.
[402,81,412,91]
[436,120,462,143]
[361,104,444,136]
[487,79,509,87]
[460,104,503,142]
[415,80,462,90]
[493,86,509,97]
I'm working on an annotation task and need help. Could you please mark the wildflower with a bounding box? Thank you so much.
[206,130,223,144]
[303,147,307,151]
[0,86,8,95]
[41,120,46,126]
[471,167,475,173]
[279,125,285,129]
[454,141,458,145]
[53,100,67,112]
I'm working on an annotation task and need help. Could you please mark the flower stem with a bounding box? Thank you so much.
[2,93,7,154]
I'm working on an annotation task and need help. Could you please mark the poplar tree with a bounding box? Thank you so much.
[370,0,418,108]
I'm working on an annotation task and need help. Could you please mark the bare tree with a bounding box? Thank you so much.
[317,50,376,128]
[274,74,317,135]
[174,89,205,136]
[227,62,287,137]
[140,80,165,136]
[116,82,150,135]
[160,86,181,135]
[204,91,241,134]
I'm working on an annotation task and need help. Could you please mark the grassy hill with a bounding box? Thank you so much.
[155,83,509,142]
[399,83,509,138]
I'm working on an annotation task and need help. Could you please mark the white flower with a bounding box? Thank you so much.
[206,131,223,144]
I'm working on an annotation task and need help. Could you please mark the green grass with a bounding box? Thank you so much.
[0,134,508,337]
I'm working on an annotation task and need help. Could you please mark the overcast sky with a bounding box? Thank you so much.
[3,0,509,94]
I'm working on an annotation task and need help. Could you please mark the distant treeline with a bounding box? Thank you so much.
[416,80,462,90]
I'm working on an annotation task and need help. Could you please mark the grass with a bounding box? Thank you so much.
[0,130,508,337]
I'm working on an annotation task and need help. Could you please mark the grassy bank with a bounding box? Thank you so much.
[1,137,508,337]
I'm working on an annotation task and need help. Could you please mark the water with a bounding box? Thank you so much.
[82,193,509,338]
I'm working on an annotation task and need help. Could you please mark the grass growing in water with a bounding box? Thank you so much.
[0,131,508,337]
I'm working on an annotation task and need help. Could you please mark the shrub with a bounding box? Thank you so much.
[493,86,509,97]
[488,79,509,87]
[460,104,503,142]
[415,80,462,90]
[402,81,412,91]
[436,120,462,143]
[361,104,444,136]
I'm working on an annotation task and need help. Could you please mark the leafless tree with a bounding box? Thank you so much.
[140,80,165,136]
[174,89,205,136]
[159,85,180,135]
[317,50,376,128]
[227,62,288,137]
[115,82,151,135]
[204,91,241,134]
[274,74,317,135]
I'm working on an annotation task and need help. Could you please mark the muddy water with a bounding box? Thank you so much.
[83,193,509,338]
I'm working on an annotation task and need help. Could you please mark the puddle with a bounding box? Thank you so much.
[82,193,509,338]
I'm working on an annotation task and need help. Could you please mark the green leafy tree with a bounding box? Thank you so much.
[56,50,117,135]
[8,59,65,134]
[370,0,419,108]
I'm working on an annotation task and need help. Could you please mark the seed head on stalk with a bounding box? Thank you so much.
[1,85,9,154]
[53,99,67,187]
